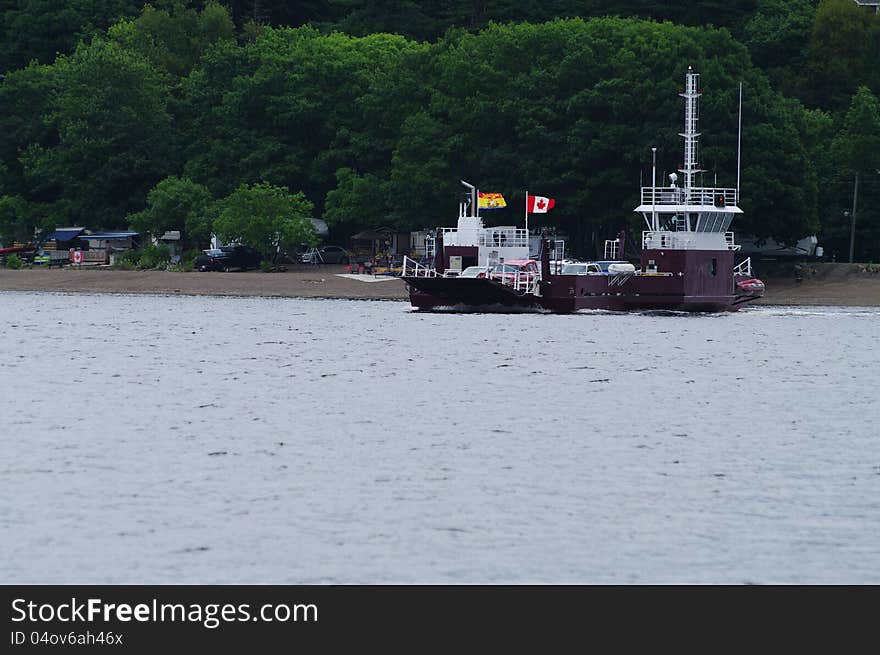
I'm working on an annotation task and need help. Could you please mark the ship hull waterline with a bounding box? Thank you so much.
[406,280,756,313]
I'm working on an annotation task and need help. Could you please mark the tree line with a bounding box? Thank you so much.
[1,0,879,260]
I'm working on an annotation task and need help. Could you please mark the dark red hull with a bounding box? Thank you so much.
[405,276,541,310]
[542,250,738,312]
[406,249,761,313]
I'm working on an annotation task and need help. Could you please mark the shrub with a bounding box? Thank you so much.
[5,254,23,269]
[179,248,200,272]
[137,243,171,269]
[111,245,171,270]
[114,249,142,269]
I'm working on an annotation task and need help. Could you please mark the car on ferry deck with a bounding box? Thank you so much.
[459,266,490,278]
[561,262,603,275]
[489,259,540,285]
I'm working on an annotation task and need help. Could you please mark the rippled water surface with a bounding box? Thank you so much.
[2,292,879,583]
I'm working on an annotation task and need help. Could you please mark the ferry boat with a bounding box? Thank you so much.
[402,67,764,313]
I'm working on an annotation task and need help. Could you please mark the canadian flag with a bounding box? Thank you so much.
[526,195,556,214]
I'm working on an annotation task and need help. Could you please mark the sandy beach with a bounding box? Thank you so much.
[0,266,409,300]
[1,263,878,306]
[752,262,880,307]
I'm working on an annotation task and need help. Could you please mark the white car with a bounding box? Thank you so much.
[459,266,490,278]
[561,263,603,275]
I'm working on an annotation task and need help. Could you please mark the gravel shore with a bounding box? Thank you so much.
[1,264,878,306]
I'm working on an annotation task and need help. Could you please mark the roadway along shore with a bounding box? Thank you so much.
[1,264,879,306]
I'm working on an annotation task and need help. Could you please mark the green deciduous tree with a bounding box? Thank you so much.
[742,0,815,98]
[834,86,880,176]
[324,168,394,233]
[829,86,880,261]
[213,181,315,260]
[806,0,877,110]
[0,0,143,72]
[179,26,427,215]
[0,194,35,244]
[128,176,215,247]
[19,39,172,229]
[108,1,235,78]
[0,61,59,200]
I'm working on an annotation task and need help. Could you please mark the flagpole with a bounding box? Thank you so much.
[736,82,743,205]
[524,190,528,235]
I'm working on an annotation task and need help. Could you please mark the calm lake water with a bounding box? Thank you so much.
[2,291,879,583]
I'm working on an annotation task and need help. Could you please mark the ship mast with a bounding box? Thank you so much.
[678,66,701,231]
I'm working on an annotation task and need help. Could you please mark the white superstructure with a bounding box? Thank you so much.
[634,67,743,253]
[423,181,530,272]
[437,203,529,269]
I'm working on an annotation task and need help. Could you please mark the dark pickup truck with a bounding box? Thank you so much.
[195,246,262,272]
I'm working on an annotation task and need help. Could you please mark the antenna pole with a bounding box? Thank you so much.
[737,82,742,205]
[651,148,657,231]
[460,180,476,218]
[678,67,701,231]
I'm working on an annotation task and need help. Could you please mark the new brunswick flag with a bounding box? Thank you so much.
[477,192,507,209]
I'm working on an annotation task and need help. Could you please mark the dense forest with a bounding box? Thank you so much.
[1,0,879,260]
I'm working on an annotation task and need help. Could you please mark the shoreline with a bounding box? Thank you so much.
[1,265,879,306]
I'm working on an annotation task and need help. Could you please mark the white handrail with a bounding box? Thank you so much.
[640,186,738,206]
[733,257,752,277]
[402,255,436,278]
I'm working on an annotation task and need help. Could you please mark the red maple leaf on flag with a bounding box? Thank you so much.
[526,194,556,214]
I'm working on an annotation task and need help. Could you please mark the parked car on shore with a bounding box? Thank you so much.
[300,245,350,264]
[195,246,262,272]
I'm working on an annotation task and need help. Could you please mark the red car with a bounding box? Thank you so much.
[489,259,540,289]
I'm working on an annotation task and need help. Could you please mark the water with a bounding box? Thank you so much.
[2,291,879,583]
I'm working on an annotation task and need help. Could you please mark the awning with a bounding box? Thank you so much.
[43,228,85,242]
[81,232,139,240]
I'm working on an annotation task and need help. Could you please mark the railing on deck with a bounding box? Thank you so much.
[489,270,540,295]
[480,228,529,248]
[402,255,436,278]
[640,186,737,207]
[604,239,619,260]
[733,257,752,277]
[642,231,740,251]
[642,231,691,250]
[438,227,529,248]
